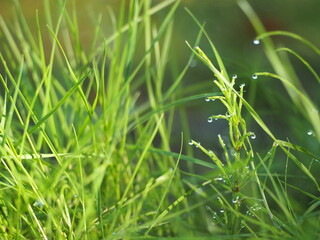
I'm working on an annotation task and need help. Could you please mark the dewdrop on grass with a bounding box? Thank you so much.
[189,59,197,68]
[232,196,239,204]
[33,199,45,208]
[250,133,256,139]
[253,39,260,45]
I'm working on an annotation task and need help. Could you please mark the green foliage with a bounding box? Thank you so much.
[0,0,319,239]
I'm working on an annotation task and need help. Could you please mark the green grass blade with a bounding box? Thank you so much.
[275,47,320,84]
[27,70,91,135]
[256,31,320,56]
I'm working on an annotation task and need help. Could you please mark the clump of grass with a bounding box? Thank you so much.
[184,2,320,238]
[0,0,199,238]
[1,0,320,239]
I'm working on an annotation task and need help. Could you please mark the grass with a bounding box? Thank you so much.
[0,0,320,239]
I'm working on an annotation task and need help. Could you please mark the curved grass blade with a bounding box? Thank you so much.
[185,8,229,80]
[256,31,320,56]
[255,72,320,140]
[27,70,91,135]
[276,47,320,84]
[128,93,221,131]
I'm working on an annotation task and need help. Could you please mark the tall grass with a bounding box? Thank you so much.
[0,0,197,238]
[0,0,319,239]
[183,2,320,239]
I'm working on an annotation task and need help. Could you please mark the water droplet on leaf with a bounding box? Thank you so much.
[232,196,239,204]
[253,39,260,45]
[189,59,197,68]
[33,199,45,208]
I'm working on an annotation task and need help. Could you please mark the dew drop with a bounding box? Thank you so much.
[212,211,217,219]
[252,74,258,79]
[208,150,214,156]
[240,83,245,88]
[219,208,225,213]
[211,98,216,102]
[232,74,238,79]
[207,117,213,123]
[33,199,45,208]
[189,59,197,68]
[307,130,313,136]
[188,140,193,145]
[253,39,260,45]
[232,196,239,204]
[251,133,256,139]
[205,97,210,102]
